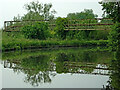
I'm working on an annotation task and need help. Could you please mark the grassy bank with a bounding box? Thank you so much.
[2,32,109,51]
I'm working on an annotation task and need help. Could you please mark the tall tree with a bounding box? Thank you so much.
[99,1,120,22]
[23,1,56,20]
[99,1,120,51]
[67,9,98,19]
[67,9,98,40]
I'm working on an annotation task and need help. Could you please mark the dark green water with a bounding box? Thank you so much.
[1,47,116,88]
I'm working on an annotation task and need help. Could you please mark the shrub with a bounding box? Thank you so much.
[21,22,49,40]
[94,30,109,40]
[54,17,69,40]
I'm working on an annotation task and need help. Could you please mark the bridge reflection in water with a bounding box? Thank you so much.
[3,60,110,76]
[2,48,114,87]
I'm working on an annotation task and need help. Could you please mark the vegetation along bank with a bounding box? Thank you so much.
[2,1,118,51]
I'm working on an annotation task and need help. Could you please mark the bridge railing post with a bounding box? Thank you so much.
[4,21,7,31]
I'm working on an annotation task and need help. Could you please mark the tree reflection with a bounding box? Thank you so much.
[55,51,108,74]
[2,48,113,87]
[11,55,53,87]
[24,71,51,87]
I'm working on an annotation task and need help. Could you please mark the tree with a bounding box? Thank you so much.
[108,23,120,51]
[99,1,120,50]
[54,17,68,40]
[67,9,98,19]
[23,1,56,20]
[99,1,120,22]
[67,9,98,40]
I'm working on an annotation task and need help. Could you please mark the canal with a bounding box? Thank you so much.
[1,47,116,88]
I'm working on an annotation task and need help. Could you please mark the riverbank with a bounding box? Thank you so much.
[2,32,109,51]
[3,39,109,51]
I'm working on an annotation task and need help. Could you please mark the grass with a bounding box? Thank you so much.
[2,32,109,51]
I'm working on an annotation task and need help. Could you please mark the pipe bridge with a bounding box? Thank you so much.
[4,18,113,32]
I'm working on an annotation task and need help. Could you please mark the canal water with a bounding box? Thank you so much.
[1,47,115,88]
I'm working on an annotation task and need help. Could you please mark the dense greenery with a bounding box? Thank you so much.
[67,9,110,40]
[67,9,98,19]
[2,1,114,51]
[14,1,56,21]
[1,1,120,89]
[54,17,68,39]
[21,22,49,40]
[99,2,120,22]
[2,32,109,51]
[108,23,120,51]
[99,1,120,51]
[99,2,120,89]
[105,47,120,89]
[67,9,97,40]
[11,1,56,31]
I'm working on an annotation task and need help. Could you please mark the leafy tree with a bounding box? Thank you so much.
[67,9,98,19]
[99,1,120,50]
[23,1,56,20]
[13,14,22,21]
[22,12,44,20]
[99,1,120,22]
[67,9,98,40]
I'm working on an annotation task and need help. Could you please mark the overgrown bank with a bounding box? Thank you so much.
[2,32,109,51]
[2,17,111,52]
[2,1,113,52]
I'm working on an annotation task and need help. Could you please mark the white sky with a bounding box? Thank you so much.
[0,0,103,28]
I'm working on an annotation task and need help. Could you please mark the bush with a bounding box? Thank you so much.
[21,22,49,40]
[54,17,68,40]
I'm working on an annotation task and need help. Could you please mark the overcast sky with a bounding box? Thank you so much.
[0,0,103,28]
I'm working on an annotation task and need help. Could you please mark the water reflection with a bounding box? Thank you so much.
[2,48,114,87]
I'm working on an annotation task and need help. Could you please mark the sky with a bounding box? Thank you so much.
[0,0,103,28]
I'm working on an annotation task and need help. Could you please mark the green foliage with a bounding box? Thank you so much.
[89,30,110,40]
[108,23,120,51]
[108,47,120,89]
[23,1,56,20]
[99,2,120,51]
[54,17,69,40]
[67,9,98,19]
[66,30,77,40]
[2,31,109,51]
[22,12,44,20]
[99,2,120,22]
[67,9,99,40]
[7,1,56,33]
[21,22,49,40]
